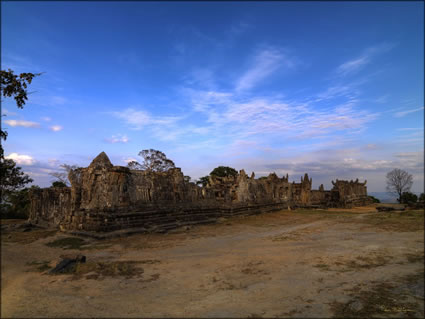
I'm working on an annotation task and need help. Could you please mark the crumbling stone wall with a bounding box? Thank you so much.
[29,152,372,232]
[205,170,292,204]
[330,179,371,208]
[28,187,71,227]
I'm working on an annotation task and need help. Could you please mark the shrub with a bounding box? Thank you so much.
[399,192,418,205]
[51,181,67,188]
[210,166,238,178]
[368,195,380,203]
[0,186,39,219]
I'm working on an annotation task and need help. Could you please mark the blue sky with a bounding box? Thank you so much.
[1,1,424,192]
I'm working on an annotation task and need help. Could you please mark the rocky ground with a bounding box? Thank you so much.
[1,205,424,318]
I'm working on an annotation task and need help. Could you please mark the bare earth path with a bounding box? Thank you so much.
[2,206,424,318]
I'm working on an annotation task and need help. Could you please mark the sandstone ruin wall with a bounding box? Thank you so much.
[29,152,372,233]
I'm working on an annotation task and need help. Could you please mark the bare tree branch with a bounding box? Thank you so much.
[386,168,413,203]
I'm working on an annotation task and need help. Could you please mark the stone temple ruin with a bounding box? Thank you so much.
[29,152,372,234]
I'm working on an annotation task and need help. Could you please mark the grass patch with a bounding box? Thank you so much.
[315,253,391,273]
[314,263,331,271]
[138,259,161,264]
[2,229,57,244]
[26,260,50,272]
[359,210,424,232]
[0,219,27,225]
[45,237,87,249]
[330,275,422,318]
[72,260,144,279]
[405,251,424,264]
[342,255,390,270]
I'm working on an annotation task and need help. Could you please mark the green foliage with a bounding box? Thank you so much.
[1,69,41,159]
[0,69,41,108]
[196,176,210,187]
[0,186,40,219]
[399,192,418,204]
[51,181,67,188]
[0,69,39,197]
[0,159,33,203]
[368,195,380,203]
[210,166,238,178]
[419,193,425,202]
[184,175,191,183]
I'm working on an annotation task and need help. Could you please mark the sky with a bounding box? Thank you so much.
[1,1,424,193]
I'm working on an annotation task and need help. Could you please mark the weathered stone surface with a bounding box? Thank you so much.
[29,151,373,233]
[330,179,372,208]
[28,187,71,227]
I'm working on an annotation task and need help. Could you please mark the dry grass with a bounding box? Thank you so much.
[45,237,87,249]
[314,252,392,273]
[405,251,425,264]
[62,260,145,280]
[0,219,27,225]
[330,271,424,318]
[26,260,51,272]
[359,210,424,232]
[2,229,57,244]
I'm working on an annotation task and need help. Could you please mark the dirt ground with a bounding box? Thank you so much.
[1,205,424,318]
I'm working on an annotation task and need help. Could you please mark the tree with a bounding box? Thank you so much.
[386,168,413,203]
[1,69,41,158]
[419,193,425,203]
[184,175,191,183]
[0,159,33,217]
[196,176,210,187]
[0,158,33,193]
[127,161,143,170]
[1,69,41,108]
[368,195,380,203]
[51,181,67,188]
[210,166,238,178]
[1,185,40,219]
[129,149,175,172]
[0,69,40,217]
[49,164,79,186]
[399,192,418,205]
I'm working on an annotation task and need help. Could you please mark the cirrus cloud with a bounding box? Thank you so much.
[4,119,40,128]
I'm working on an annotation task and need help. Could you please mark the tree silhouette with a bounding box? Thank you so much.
[386,168,413,203]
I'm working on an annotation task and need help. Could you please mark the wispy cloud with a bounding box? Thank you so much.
[186,89,378,142]
[235,47,296,92]
[394,106,424,118]
[49,125,63,132]
[337,57,369,76]
[112,108,183,130]
[5,153,36,165]
[1,108,17,116]
[229,21,251,36]
[105,134,129,144]
[41,117,52,122]
[4,119,40,128]
[336,43,395,76]
[397,127,422,131]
